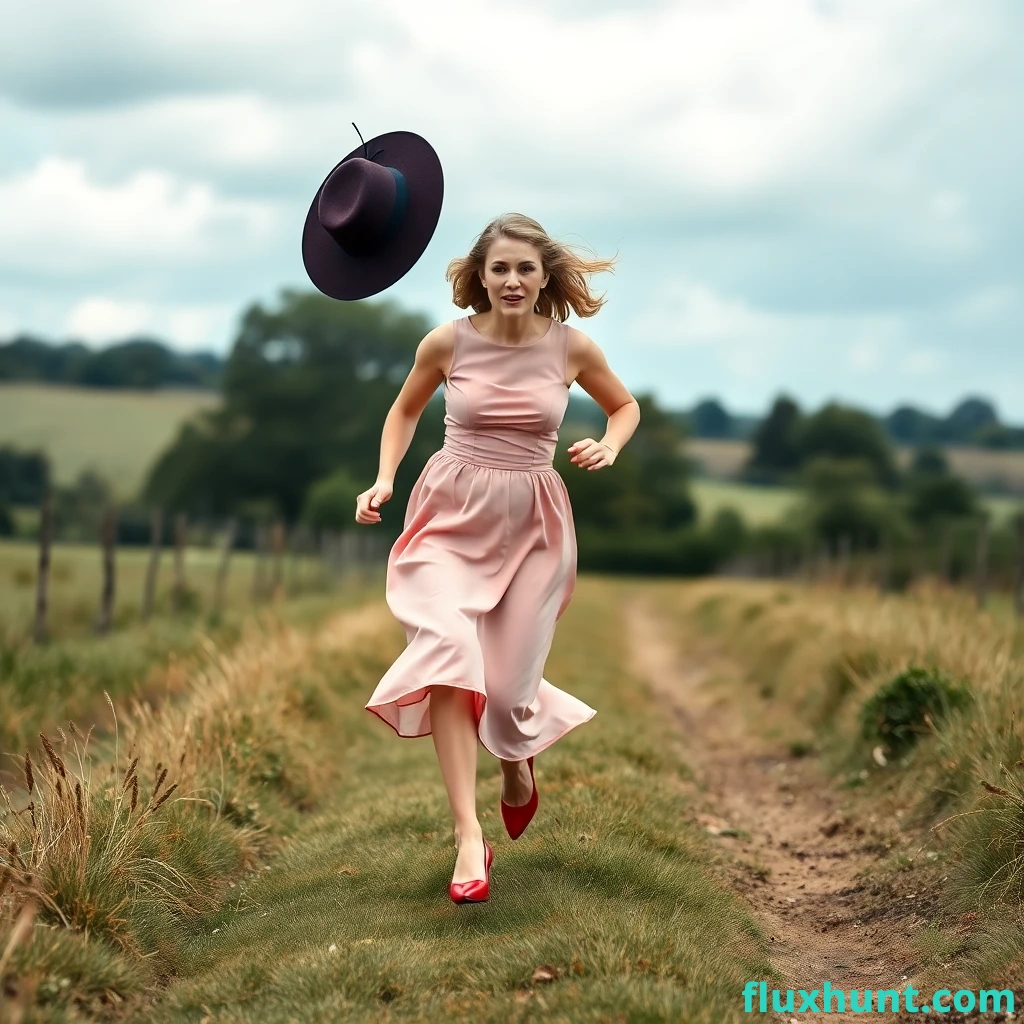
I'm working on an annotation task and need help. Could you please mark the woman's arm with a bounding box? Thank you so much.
[567,328,640,468]
[375,324,450,484]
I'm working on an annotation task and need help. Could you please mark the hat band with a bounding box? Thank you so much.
[378,167,409,247]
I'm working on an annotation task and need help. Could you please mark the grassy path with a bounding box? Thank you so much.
[627,577,1024,1020]
[128,578,778,1024]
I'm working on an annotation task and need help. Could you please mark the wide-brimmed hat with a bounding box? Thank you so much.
[302,125,443,300]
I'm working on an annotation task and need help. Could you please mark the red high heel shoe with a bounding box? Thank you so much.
[449,837,493,904]
[500,756,537,840]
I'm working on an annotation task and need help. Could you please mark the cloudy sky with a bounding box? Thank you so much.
[2,0,1022,419]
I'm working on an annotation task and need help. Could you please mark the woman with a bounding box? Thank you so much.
[357,212,640,903]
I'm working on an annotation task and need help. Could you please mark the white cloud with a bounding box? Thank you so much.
[0,0,1022,413]
[65,297,237,347]
[66,298,152,340]
[632,281,770,346]
[903,348,945,375]
[0,158,276,275]
[848,341,881,371]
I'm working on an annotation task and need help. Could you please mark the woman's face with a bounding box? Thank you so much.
[478,237,549,318]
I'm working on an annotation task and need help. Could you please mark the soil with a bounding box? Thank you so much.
[621,589,1018,1024]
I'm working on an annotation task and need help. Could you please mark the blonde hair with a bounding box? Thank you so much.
[445,213,618,321]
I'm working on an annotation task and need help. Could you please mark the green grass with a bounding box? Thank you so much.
[0,536,380,760]
[690,479,801,526]
[0,577,783,1023]
[129,578,777,1023]
[0,538,328,644]
[0,382,219,500]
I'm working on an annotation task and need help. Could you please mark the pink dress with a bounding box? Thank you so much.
[365,314,597,760]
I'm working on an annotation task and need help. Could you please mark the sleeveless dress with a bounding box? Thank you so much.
[364,314,597,760]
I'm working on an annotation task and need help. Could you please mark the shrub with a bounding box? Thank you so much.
[859,665,973,757]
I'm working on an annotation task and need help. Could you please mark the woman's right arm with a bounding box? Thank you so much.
[375,325,449,485]
[355,326,449,525]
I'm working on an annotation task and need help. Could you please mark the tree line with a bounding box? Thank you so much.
[683,394,1024,449]
[2,288,1023,603]
[5,331,1024,449]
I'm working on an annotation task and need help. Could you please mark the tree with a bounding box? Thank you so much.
[302,468,364,532]
[909,446,949,476]
[797,456,906,549]
[556,391,695,533]
[796,403,900,488]
[906,474,976,527]
[946,397,998,439]
[689,398,733,439]
[745,395,803,480]
[886,405,941,446]
[0,446,50,505]
[143,290,441,523]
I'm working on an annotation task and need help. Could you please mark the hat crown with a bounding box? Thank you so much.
[318,157,408,258]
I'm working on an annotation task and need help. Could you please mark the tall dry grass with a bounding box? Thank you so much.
[0,601,388,1017]
[650,576,1024,983]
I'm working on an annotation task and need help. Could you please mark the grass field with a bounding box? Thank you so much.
[1,577,782,1023]
[0,537,380,772]
[689,477,1023,526]
[4,384,1024,532]
[0,537,330,644]
[5,573,1024,1019]
[0,382,218,500]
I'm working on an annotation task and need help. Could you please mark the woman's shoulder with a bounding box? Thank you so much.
[565,323,596,354]
[418,321,456,373]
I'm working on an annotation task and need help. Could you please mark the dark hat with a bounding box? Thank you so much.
[302,125,443,301]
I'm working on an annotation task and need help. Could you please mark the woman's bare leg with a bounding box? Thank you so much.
[430,685,486,884]
[499,758,535,807]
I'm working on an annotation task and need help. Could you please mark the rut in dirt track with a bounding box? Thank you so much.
[622,590,939,1023]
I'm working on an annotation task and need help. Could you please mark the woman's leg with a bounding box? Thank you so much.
[430,684,486,884]
[499,758,535,806]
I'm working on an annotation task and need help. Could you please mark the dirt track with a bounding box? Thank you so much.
[622,590,957,1023]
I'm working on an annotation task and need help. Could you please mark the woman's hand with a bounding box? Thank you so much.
[355,479,393,524]
[567,439,617,470]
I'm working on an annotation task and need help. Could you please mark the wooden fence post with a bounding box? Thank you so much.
[270,521,286,602]
[252,522,268,602]
[214,516,238,614]
[288,523,306,595]
[94,504,118,634]
[172,512,188,612]
[141,506,163,621]
[33,488,53,644]
[975,516,990,611]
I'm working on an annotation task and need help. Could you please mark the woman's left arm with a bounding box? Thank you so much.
[566,329,641,471]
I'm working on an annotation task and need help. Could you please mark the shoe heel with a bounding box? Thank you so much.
[449,838,493,904]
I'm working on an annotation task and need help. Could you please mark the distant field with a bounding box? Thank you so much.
[686,437,1024,495]
[689,477,1021,527]
[690,479,801,525]
[0,383,219,500]
[2,384,1023,527]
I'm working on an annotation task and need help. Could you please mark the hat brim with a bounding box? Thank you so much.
[302,130,443,301]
